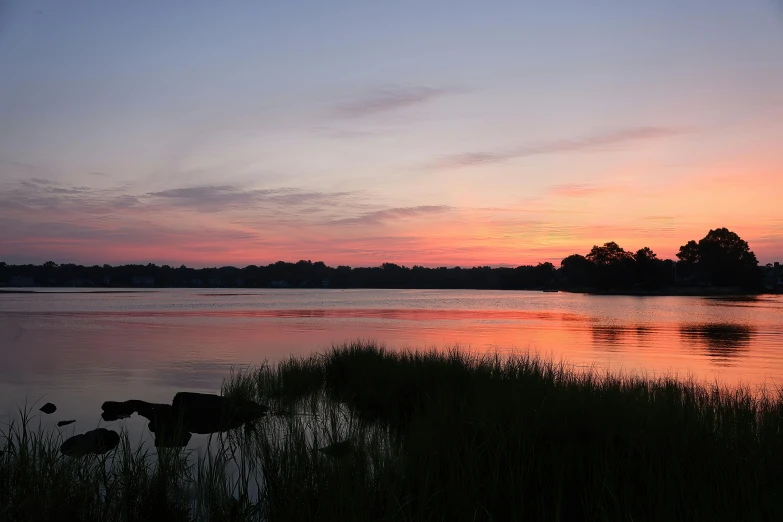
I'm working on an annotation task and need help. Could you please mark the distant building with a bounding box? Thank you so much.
[321,278,330,288]
[132,276,155,287]
[270,280,290,288]
[9,275,34,287]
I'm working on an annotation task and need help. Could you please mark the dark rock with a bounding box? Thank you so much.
[172,392,268,434]
[61,428,120,457]
[318,439,355,459]
[101,400,167,421]
[101,400,135,420]
[98,393,267,448]
[57,420,75,427]
[39,403,56,414]
[102,400,191,446]
[138,403,176,426]
[137,404,190,447]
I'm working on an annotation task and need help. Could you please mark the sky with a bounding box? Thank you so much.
[1,1,782,267]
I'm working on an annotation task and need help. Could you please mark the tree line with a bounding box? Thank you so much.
[0,228,773,292]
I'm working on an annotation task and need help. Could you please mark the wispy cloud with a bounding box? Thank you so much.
[331,205,453,226]
[548,183,618,197]
[334,85,456,118]
[0,179,366,264]
[0,180,359,224]
[147,185,354,213]
[426,126,688,169]
[29,177,57,185]
[434,152,511,168]
[147,185,260,211]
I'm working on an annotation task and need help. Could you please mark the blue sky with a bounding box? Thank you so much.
[1,1,781,266]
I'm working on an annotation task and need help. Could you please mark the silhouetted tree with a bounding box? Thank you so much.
[585,242,634,288]
[531,262,556,287]
[676,240,700,279]
[634,247,657,263]
[634,247,669,289]
[697,228,758,287]
[560,254,594,287]
[1,228,757,292]
[675,229,758,287]
[586,242,633,266]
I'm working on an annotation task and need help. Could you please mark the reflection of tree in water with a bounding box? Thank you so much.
[680,323,755,361]
[590,324,631,351]
[635,325,652,337]
[704,296,762,308]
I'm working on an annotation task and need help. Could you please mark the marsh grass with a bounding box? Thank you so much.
[0,407,257,522]
[225,341,783,521]
[4,341,783,521]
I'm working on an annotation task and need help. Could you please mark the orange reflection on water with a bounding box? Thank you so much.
[1,291,782,422]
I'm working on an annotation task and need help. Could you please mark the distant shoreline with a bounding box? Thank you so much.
[0,286,773,297]
[0,289,154,294]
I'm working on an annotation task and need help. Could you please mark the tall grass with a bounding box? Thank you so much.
[0,408,256,521]
[4,341,783,521]
[227,341,783,521]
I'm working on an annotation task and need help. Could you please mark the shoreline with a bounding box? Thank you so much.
[0,288,155,294]
[1,286,774,297]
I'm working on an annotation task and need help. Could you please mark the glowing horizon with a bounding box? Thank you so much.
[1,2,782,267]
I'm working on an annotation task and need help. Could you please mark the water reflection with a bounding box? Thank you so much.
[703,296,783,310]
[705,296,761,303]
[590,324,659,352]
[680,323,755,361]
[590,325,631,350]
[16,308,593,322]
[1,290,782,422]
[635,325,653,337]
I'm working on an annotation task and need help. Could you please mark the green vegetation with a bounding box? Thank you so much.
[4,341,783,521]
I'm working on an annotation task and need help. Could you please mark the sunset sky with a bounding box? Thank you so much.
[1,1,781,267]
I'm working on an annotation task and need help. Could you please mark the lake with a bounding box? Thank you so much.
[1,289,782,432]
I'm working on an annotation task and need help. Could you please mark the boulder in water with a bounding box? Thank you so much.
[101,400,166,421]
[138,404,192,447]
[61,428,120,457]
[172,392,268,434]
[318,439,355,459]
[99,393,268,447]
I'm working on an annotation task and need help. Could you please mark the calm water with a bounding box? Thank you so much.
[1,289,782,433]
